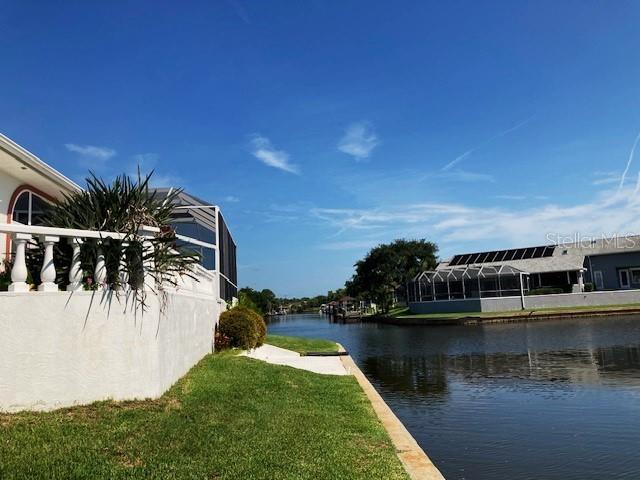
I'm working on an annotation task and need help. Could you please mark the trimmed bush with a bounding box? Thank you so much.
[584,282,594,292]
[217,306,267,350]
[250,310,267,347]
[526,287,564,296]
[236,306,267,347]
[218,308,259,350]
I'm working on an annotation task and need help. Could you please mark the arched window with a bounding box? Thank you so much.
[11,190,49,226]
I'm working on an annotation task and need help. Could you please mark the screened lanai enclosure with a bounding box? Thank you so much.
[408,265,530,302]
[152,188,238,302]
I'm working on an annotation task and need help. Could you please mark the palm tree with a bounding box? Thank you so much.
[39,171,199,305]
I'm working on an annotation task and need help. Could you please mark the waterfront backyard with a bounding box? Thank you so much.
[0,350,408,480]
[268,313,640,480]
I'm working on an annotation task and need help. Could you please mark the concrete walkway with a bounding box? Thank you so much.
[242,344,349,376]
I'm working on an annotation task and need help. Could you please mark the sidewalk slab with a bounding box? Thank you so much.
[242,344,349,376]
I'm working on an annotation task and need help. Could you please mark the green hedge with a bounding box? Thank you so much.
[526,287,565,296]
[217,306,266,350]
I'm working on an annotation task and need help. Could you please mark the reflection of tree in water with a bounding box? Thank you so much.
[363,344,640,397]
[445,344,640,387]
[362,355,450,399]
[595,344,640,372]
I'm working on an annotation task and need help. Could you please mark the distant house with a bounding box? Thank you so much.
[408,236,640,313]
[152,188,238,302]
[436,237,640,293]
[339,295,356,311]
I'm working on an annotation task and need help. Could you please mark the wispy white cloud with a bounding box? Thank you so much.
[65,143,116,167]
[442,151,472,171]
[419,169,495,184]
[131,153,159,164]
[319,239,382,251]
[592,171,621,186]
[437,169,495,183]
[442,117,531,171]
[493,194,549,201]
[494,194,527,200]
[128,153,182,187]
[224,195,240,203]
[250,135,299,174]
[129,153,160,178]
[311,183,640,251]
[338,122,379,160]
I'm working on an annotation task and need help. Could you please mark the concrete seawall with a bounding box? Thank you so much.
[365,307,640,326]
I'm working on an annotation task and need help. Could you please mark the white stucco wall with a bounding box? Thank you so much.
[0,287,222,412]
[521,289,640,310]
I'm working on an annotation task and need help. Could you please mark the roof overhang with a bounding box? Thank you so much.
[0,133,81,198]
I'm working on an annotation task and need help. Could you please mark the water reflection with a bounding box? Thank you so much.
[360,344,640,401]
[363,355,450,399]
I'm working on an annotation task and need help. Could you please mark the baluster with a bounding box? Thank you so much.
[67,238,84,292]
[38,235,60,292]
[118,242,129,291]
[141,237,156,291]
[8,233,32,292]
[95,243,107,289]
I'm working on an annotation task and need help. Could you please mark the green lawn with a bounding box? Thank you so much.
[386,306,410,316]
[0,352,407,480]
[395,302,640,319]
[266,334,339,355]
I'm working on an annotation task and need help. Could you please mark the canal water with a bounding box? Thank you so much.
[266,313,640,480]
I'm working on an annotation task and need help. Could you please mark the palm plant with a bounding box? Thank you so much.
[39,171,200,306]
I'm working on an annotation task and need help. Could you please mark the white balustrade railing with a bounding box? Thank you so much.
[0,223,212,295]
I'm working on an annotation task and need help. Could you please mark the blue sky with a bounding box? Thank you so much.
[2,1,640,296]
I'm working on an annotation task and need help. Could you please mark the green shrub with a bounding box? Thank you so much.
[233,306,267,347]
[214,329,231,351]
[217,306,266,350]
[218,307,259,350]
[584,282,594,292]
[0,260,11,292]
[250,310,267,347]
[526,287,565,296]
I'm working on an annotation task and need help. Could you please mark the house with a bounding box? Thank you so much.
[0,134,80,263]
[408,236,640,313]
[0,133,236,412]
[574,236,640,290]
[339,295,356,311]
[0,135,238,301]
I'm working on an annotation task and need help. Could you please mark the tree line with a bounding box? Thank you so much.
[237,286,349,315]
[239,238,438,316]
